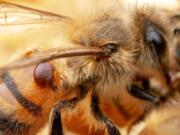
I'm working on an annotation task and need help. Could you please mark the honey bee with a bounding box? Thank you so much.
[0,1,171,135]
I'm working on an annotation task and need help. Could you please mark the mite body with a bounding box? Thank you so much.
[0,2,171,135]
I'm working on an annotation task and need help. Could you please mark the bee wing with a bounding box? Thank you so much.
[0,3,103,72]
[0,2,72,32]
[0,46,103,71]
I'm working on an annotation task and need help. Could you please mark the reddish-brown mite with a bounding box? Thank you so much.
[34,62,54,88]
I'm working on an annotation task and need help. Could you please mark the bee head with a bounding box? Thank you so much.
[63,7,170,96]
[64,9,140,93]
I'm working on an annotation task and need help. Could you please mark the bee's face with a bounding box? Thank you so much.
[65,12,140,92]
[62,7,170,95]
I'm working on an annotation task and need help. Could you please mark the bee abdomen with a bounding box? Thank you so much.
[0,112,29,135]
[0,71,42,116]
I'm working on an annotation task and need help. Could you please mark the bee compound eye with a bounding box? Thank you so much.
[34,62,54,88]
[145,22,166,57]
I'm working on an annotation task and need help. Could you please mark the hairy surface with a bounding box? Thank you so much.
[0,1,177,135]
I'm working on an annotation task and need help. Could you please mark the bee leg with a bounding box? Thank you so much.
[50,110,63,135]
[91,93,121,135]
[50,80,91,135]
[50,97,77,135]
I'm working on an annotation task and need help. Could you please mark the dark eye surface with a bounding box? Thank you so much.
[34,63,54,88]
[174,28,180,36]
[145,22,166,56]
[105,43,118,53]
